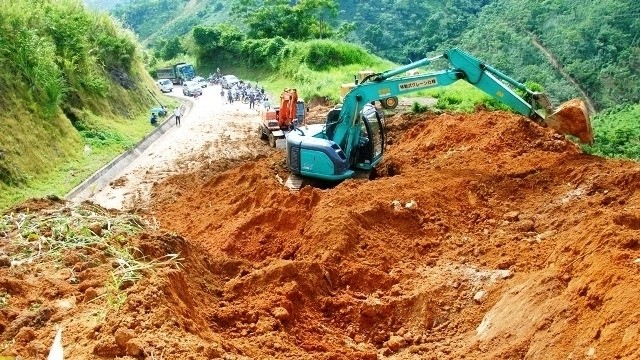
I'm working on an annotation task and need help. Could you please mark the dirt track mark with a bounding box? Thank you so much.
[529,32,597,113]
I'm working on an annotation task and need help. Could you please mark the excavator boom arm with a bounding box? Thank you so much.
[332,48,591,161]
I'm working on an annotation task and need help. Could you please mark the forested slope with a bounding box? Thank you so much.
[112,0,638,111]
[455,0,640,110]
[112,0,229,46]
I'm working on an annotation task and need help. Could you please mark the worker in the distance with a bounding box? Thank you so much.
[174,106,182,126]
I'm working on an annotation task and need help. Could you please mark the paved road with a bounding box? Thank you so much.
[80,84,264,210]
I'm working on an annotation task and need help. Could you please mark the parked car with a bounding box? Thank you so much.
[182,81,203,97]
[193,76,207,88]
[150,106,167,116]
[221,75,240,89]
[157,78,173,93]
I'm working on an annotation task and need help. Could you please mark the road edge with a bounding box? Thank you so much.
[65,100,193,202]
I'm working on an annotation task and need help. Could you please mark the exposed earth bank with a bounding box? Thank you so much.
[1,93,639,359]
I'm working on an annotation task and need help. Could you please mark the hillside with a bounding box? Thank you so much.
[112,0,230,46]
[454,0,640,110]
[0,0,163,209]
[111,0,639,111]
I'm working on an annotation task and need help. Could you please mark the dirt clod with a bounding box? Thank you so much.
[0,255,11,267]
[114,328,135,348]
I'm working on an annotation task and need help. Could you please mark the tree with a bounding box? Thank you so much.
[191,24,246,60]
[158,37,184,60]
[231,0,339,40]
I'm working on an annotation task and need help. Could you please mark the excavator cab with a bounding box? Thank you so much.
[354,104,385,169]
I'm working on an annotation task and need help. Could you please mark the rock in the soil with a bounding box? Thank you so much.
[88,223,103,237]
[503,211,520,222]
[380,347,393,356]
[405,200,418,209]
[28,341,48,356]
[0,255,11,267]
[391,200,402,211]
[473,290,487,303]
[14,327,36,344]
[256,316,278,334]
[125,339,144,356]
[205,343,223,358]
[493,269,513,280]
[517,219,536,232]
[114,328,135,348]
[385,335,407,352]
[272,306,290,321]
[402,331,415,344]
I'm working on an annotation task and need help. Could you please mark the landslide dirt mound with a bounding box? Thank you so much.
[2,110,639,359]
[148,110,640,359]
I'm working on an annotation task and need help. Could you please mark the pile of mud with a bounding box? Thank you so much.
[2,110,639,359]
[148,110,640,359]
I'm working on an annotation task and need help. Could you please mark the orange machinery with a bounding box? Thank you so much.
[278,88,299,128]
[258,88,306,147]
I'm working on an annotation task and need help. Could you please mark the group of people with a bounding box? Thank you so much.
[207,68,222,85]
[220,81,266,107]
[151,68,274,127]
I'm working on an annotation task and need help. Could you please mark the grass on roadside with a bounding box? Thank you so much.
[0,93,180,211]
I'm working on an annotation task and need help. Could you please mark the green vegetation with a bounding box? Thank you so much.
[232,0,338,40]
[411,102,428,114]
[0,0,166,210]
[454,0,640,111]
[184,25,394,103]
[190,1,640,161]
[112,0,638,111]
[585,105,640,159]
[112,0,230,50]
[184,15,638,161]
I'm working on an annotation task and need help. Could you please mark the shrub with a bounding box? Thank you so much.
[435,95,462,110]
[411,102,428,113]
[585,104,640,159]
[303,40,372,71]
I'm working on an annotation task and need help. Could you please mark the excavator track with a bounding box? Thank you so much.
[284,174,304,191]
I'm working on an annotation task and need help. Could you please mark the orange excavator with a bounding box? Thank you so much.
[258,88,307,147]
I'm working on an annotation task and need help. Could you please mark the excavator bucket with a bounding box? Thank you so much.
[543,99,593,144]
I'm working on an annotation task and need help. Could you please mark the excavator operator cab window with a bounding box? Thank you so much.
[355,104,385,166]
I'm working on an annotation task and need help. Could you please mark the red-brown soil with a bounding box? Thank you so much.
[2,110,639,359]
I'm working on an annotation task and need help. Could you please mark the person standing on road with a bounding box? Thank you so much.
[248,92,255,109]
[174,106,182,126]
[262,97,271,110]
[220,88,225,103]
